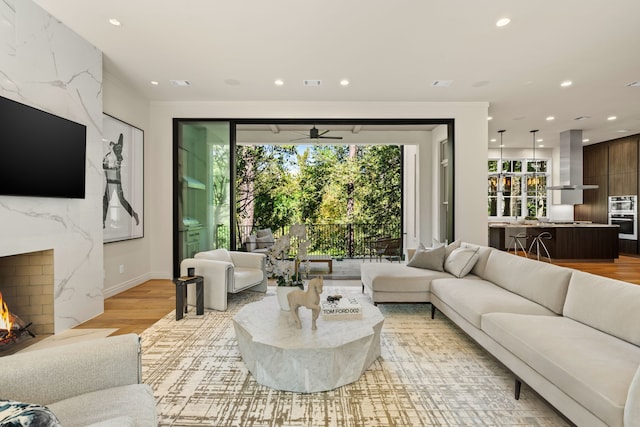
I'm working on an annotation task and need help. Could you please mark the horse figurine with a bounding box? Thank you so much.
[287,277,324,330]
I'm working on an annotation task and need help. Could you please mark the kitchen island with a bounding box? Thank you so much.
[489,222,619,261]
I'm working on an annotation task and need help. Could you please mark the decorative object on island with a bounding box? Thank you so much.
[287,277,324,330]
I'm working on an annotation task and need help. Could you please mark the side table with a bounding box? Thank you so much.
[173,274,204,320]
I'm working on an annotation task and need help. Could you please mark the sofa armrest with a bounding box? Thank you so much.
[181,257,232,278]
[0,333,142,406]
[625,363,640,425]
[229,251,266,270]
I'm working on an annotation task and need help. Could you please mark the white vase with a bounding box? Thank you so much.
[276,286,301,311]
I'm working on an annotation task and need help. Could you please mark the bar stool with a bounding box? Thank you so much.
[508,231,528,257]
[528,231,552,262]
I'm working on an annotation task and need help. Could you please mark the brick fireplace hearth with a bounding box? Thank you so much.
[0,250,54,336]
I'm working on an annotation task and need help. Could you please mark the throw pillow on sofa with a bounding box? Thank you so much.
[0,400,61,427]
[444,247,479,278]
[407,244,446,271]
[444,239,462,260]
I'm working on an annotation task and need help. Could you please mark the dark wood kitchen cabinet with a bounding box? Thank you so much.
[575,144,608,223]
[608,137,638,196]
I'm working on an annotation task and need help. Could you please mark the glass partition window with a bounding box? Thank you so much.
[488,158,549,219]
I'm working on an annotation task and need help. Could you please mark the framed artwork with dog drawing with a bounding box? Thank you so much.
[102,114,144,243]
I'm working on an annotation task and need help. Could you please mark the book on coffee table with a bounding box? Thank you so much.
[321,296,362,320]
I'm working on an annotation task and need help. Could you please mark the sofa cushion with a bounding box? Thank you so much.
[407,244,445,271]
[0,399,61,427]
[256,236,273,249]
[361,263,451,293]
[563,270,640,346]
[245,235,257,252]
[481,249,571,314]
[482,313,640,427]
[47,384,156,427]
[86,416,136,427]
[625,365,640,426]
[431,278,556,328]
[195,248,234,265]
[444,247,479,278]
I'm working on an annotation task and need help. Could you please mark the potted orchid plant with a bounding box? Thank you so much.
[267,224,311,310]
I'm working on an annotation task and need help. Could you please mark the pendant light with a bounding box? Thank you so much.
[497,130,506,193]
[530,129,539,192]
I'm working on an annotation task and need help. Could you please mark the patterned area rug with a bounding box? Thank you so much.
[141,286,570,426]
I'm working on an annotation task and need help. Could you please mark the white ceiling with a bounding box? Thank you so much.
[33,0,640,148]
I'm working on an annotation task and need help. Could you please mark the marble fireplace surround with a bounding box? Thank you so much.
[0,0,105,334]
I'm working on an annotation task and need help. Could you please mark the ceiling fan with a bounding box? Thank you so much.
[290,125,343,141]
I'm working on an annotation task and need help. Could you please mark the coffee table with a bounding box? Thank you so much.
[233,294,384,393]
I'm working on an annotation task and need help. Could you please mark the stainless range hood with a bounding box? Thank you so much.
[546,129,598,204]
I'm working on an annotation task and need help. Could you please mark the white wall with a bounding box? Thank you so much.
[148,101,489,278]
[0,0,103,333]
[102,71,152,297]
[403,144,420,252]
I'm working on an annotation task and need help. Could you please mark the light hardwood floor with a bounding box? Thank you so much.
[74,255,640,337]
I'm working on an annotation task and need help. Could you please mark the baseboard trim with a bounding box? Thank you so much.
[104,273,153,298]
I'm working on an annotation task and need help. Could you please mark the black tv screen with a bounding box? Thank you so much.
[0,95,86,198]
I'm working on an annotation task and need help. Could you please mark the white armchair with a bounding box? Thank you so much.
[180,249,267,311]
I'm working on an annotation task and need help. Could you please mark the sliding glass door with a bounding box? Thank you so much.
[174,120,232,276]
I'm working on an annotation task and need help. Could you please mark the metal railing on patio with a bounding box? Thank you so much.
[237,223,402,259]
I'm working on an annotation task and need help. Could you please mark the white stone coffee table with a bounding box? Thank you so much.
[233,294,384,393]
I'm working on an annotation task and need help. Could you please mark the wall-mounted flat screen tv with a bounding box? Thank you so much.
[0,95,86,199]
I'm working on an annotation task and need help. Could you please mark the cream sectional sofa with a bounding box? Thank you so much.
[1,333,157,426]
[361,243,640,427]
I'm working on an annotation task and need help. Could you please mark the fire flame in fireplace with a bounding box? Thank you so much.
[0,291,13,332]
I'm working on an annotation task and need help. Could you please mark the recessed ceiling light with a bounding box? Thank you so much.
[274,79,284,86]
[472,80,490,88]
[150,81,159,86]
[560,80,572,87]
[537,138,544,143]
[496,17,511,27]
[499,144,505,148]
[583,138,590,143]
[340,79,350,86]
[607,116,617,121]
[108,18,121,26]
[490,138,497,142]
[616,129,630,133]
[432,80,453,87]
[538,144,545,148]
[487,116,493,121]
[546,116,555,121]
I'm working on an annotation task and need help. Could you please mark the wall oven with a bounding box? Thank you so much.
[608,195,637,240]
